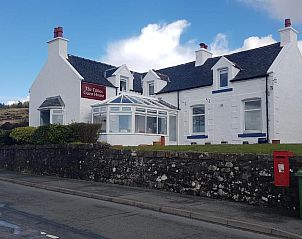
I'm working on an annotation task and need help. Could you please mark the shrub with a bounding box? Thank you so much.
[31,124,72,145]
[9,127,36,144]
[0,130,14,145]
[69,123,101,143]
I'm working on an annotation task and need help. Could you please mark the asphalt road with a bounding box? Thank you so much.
[0,180,279,239]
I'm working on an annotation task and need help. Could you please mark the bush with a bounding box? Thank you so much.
[69,123,101,143]
[9,127,36,144]
[0,130,14,145]
[31,125,72,145]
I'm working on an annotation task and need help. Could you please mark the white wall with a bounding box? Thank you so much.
[268,43,302,143]
[99,134,167,146]
[159,78,267,145]
[29,54,82,126]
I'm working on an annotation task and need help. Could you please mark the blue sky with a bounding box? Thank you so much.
[1,0,302,104]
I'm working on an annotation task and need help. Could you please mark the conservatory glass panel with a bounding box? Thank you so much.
[135,115,146,133]
[147,116,157,134]
[158,117,167,135]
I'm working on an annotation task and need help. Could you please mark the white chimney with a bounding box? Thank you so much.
[195,43,212,67]
[279,19,298,47]
[47,27,68,59]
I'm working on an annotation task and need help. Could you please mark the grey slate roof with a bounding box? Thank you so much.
[155,71,170,82]
[39,96,65,109]
[67,55,116,87]
[67,43,282,95]
[157,43,282,94]
[104,67,118,78]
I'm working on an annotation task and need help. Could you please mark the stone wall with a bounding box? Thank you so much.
[0,144,301,215]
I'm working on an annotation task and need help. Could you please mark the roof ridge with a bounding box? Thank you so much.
[68,54,116,68]
[156,61,195,71]
[222,42,281,58]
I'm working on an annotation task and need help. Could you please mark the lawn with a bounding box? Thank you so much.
[127,144,302,155]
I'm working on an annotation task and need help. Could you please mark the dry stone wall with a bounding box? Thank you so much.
[0,144,301,215]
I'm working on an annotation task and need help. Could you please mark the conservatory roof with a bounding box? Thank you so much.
[92,93,178,110]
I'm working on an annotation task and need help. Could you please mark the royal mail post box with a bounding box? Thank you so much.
[273,151,293,187]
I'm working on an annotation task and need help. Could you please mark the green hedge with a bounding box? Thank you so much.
[0,130,14,145]
[69,123,101,143]
[31,125,73,145]
[0,123,102,145]
[9,127,36,144]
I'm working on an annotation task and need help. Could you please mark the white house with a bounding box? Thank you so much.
[30,19,302,145]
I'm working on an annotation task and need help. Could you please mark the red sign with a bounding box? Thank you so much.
[81,82,106,101]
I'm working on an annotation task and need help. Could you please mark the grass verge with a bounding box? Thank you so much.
[124,144,302,155]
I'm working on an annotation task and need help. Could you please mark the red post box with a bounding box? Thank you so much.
[273,151,293,187]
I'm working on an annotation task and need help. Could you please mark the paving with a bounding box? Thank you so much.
[0,170,301,239]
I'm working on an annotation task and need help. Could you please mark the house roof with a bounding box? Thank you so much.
[39,96,65,109]
[155,71,170,82]
[67,55,116,87]
[67,43,282,95]
[157,42,283,94]
[67,55,144,92]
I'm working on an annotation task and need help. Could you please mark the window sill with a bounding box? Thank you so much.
[187,135,208,139]
[238,133,266,138]
[212,88,233,94]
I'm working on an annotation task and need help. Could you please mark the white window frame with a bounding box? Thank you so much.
[120,76,128,92]
[148,81,155,96]
[218,68,228,88]
[243,98,262,133]
[191,105,205,134]
[51,109,65,125]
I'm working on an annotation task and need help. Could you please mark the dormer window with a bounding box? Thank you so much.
[219,68,228,88]
[120,76,128,92]
[148,81,155,96]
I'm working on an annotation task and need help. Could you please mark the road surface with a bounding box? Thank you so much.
[0,180,278,239]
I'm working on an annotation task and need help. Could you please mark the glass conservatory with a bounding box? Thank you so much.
[91,93,178,146]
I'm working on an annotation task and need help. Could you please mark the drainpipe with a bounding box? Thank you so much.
[177,90,180,110]
[265,74,270,143]
[115,87,118,96]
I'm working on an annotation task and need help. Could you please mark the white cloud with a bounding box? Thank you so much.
[1,96,29,105]
[101,19,302,72]
[101,20,195,72]
[238,0,302,24]
[210,34,277,56]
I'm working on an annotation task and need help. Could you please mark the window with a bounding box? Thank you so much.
[192,105,205,133]
[52,110,64,125]
[93,113,107,133]
[244,99,262,131]
[120,77,128,92]
[148,81,155,96]
[147,116,157,134]
[135,114,146,133]
[40,109,64,125]
[40,110,50,126]
[219,68,228,88]
[109,114,132,133]
[158,117,167,134]
[169,115,177,141]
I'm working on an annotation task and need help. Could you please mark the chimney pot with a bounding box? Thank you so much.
[56,26,63,37]
[285,18,291,27]
[53,27,58,38]
[199,43,208,49]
